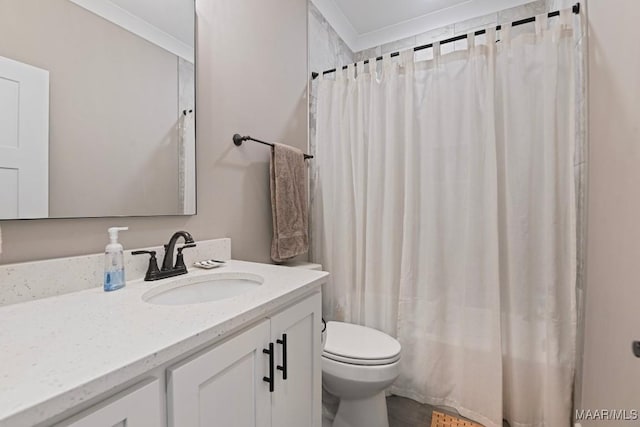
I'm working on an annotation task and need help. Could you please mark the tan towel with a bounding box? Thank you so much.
[270,143,309,262]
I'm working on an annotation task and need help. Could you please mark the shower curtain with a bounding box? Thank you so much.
[312,11,577,427]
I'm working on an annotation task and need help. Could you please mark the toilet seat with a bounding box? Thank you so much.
[322,321,401,366]
[322,351,400,366]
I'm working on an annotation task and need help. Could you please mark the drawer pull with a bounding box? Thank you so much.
[276,334,288,380]
[263,343,275,392]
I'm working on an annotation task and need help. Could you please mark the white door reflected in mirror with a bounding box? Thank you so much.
[0,55,49,219]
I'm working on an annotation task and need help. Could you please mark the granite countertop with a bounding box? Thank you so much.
[0,260,328,426]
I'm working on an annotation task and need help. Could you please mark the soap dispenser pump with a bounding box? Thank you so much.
[104,226,128,292]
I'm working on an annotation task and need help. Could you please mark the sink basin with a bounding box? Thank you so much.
[142,272,263,305]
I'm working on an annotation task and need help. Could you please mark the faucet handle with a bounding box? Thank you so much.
[132,250,160,281]
[132,250,156,256]
[175,244,197,270]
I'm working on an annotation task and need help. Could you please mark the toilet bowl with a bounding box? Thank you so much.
[284,263,400,427]
[322,321,401,427]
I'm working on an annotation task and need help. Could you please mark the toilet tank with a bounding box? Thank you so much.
[284,261,323,271]
[285,261,326,346]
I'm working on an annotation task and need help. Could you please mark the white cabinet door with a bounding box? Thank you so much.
[167,320,272,427]
[167,294,322,427]
[55,378,161,427]
[270,293,322,427]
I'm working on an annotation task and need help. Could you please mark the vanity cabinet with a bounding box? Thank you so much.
[270,294,322,427]
[55,379,162,427]
[167,319,272,427]
[167,293,322,427]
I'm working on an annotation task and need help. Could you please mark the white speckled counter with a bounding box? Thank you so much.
[0,238,232,307]
[0,260,328,426]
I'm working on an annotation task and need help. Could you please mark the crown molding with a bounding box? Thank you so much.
[69,0,194,63]
[313,0,535,52]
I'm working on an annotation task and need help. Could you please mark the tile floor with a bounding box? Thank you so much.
[387,395,435,426]
[323,395,510,427]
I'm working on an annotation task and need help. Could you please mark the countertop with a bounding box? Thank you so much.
[0,260,328,426]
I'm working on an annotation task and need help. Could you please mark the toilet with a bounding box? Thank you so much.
[285,262,401,427]
[322,321,401,427]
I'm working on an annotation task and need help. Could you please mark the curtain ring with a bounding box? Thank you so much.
[347,63,356,80]
[356,60,366,79]
[467,31,476,49]
[486,27,496,45]
[560,8,572,27]
[381,53,393,78]
[535,13,548,36]
[433,41,441,58]
[368,57,378,78]
[400,49,413,64]
[501,23,512,43]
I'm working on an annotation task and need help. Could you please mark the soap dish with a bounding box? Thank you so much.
[193,260,224,269]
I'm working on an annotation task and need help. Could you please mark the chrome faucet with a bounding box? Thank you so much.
[133,231,196,281]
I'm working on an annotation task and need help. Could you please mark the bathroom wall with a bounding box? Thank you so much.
[0,0,309,264]
[308,2,354,152]
[307,2,354,259]
[308,2,354,77]
[580,0,640,423]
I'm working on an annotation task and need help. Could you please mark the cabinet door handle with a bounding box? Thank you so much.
[276,333,288,380]
[263,343,275,392]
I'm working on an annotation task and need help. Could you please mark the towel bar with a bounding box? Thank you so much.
[233,134,313,160]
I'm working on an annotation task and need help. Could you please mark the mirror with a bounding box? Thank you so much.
[0,0,196,219]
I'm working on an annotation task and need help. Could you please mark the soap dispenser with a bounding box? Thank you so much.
[104,227,128,292]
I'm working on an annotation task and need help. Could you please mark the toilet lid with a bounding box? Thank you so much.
[323,321,401,365]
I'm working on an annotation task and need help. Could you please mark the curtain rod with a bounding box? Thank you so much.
[312,2,580,80]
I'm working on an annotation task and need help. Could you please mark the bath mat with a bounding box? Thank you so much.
[430,410,484,427]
